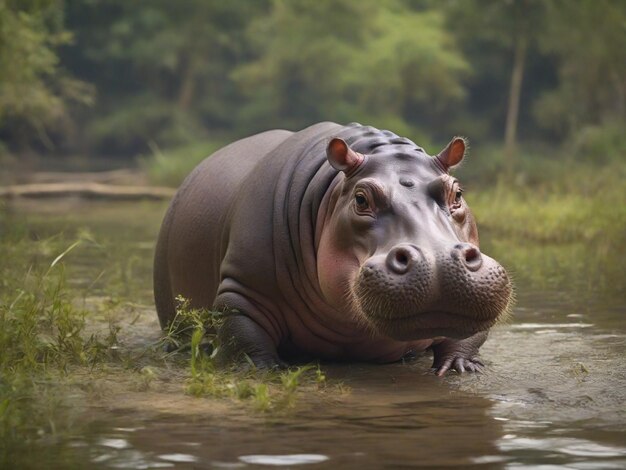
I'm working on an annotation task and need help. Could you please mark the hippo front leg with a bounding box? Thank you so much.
[431,330,488,376]
[214,314,287,370]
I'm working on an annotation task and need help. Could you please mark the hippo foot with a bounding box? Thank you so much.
[213,313,286,370]
[430,330,488,376]
[432,355,484,376]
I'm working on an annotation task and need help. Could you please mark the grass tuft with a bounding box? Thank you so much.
[163,297,329,412]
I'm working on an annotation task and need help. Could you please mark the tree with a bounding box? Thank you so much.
[234,0,469,139]
[534,0,626,138]
[503,0,532,159]
[62,0,265,154]
[442,0,546,164]
[0,0,92,154]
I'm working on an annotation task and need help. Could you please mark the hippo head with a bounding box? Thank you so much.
[316,134,512,341]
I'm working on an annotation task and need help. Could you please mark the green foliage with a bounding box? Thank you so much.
[62,0,264,154]
[158,295,219,355]
[533,0,626,137]
[87,95,206,154]
[0,235,108,372]
[0,0,92,150]
[0,230,117,449]
[471,174,626,244]
[185,356,327,413]
[2,0,624,159]
[233,0,375,130]
[568,119,626,164]
[234,0,468,135]
[141,139,227,187]
[161,296,329,412]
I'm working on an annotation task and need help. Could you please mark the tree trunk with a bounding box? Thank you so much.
[177,55,197,111]
[504,33,528,165]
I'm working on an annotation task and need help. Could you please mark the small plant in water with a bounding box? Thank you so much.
[137,366,157,391]
[159,295,220,354]
[166,298,329,411]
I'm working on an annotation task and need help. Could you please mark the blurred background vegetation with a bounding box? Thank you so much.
[0,0,624,189]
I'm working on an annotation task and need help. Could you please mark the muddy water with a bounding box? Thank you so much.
[4,199,626,469]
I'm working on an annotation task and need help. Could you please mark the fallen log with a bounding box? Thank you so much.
[23,169,147,185]
[0,182,176,201]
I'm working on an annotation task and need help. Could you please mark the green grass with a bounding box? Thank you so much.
[470,182,625,244]
[463,158,626,296]
[159,295,328,412]
[141,139,227,187]
[0,229,118,457]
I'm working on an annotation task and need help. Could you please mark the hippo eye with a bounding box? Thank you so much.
[355,192,369,210]
[455,189,463,203]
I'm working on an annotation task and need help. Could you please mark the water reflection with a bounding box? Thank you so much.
[82,378,504,468]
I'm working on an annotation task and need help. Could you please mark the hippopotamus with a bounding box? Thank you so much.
[153,122,512,375]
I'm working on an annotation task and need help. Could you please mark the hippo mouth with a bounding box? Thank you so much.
[362,309,501,341]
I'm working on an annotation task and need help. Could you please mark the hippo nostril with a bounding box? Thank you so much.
[386,245,419,275]
[395,250,409,266]
[464,247,479,263]
[453,243,483,271]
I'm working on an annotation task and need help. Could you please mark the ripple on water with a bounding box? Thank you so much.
[238,454,330,466]
[157,453,198,463]
[499,435,626,467]
[510,323,594,329]
[97,438,130,450]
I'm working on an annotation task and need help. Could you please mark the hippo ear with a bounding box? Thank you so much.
[436,137,466,171]
[327,138,364,175]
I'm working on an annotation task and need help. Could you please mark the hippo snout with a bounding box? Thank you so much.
[353,242,512,340]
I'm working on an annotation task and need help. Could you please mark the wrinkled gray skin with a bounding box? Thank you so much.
[154,122,512,375]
